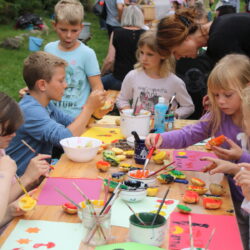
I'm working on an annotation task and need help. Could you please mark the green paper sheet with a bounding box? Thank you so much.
[111,197,178,228]
[95,242,164,250]
[1,220,83,250]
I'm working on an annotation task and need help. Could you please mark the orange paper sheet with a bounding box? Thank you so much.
[81,126,124,143]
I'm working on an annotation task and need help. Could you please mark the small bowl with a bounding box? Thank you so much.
[127,170,156,187]
[120,189,147,203]
[60,137,102,162]
[126,136,146,148]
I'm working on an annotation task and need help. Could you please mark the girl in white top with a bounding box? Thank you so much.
[116,30,194,118]
[0,92,50,228]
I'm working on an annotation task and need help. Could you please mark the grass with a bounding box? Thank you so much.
[0,12,109,100]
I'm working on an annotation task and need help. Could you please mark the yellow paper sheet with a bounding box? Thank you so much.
[81,126,124,143]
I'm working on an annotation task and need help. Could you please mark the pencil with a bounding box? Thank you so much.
[188,215,194,250]
[205,228,216,250]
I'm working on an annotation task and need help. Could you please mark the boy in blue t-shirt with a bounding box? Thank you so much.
[7,51,109,176]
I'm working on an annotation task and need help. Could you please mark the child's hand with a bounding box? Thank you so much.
[23,154,51,183]
[8,189,37,218]
[211,137,243,161]
[145,133,163,149]
[19,87,29,98]
[0,155,17,177]
[93,101,114,119]
[201,156,240,175]
[85,90,106,113]
[234,164,250,200]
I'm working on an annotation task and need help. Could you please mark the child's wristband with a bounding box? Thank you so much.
[91,114,102,120]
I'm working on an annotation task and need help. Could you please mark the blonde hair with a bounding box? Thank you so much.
[55,0,84,25]
[135,30,175,78]
[207,54,250,135]
[23,51,67,90]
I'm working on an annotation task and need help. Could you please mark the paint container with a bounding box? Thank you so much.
[28,36,43,51]
[81,206,111,246]
[120,109,151,138]
[134,139,149,165]
[129,212,167,246]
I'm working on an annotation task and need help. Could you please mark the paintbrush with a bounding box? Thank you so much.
[132,97,139,116]
[104,179,110,205]
[143,133,160,171]
[21,139,36,154]
[188,215,194,250]
[100,182,121,215]
[151,187,171,226]
[72,182,107,242]
[54,187,81,209]
[205,228,216,250]
[21,139,53,171]
[167,93,176,115]
[15,174,30,196]
[147,161,175,178]
[123,201,146,225]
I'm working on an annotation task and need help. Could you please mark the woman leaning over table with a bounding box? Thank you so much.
[156,8,250,67]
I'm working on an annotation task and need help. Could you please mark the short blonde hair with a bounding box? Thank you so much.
[23,51,67,90]
[207,54,250,135]
[55,0,84,25]
[135,30,175,78]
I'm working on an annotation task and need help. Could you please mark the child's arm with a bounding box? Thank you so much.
[101,32,115,76]
[116,71,134,110]
[201,157,240,175]
[8,154,51,202]
[116,0,124,21]
[0,156,17,225]
[174,79,195,119]
[88,75,104,91]
[67,90,106,136]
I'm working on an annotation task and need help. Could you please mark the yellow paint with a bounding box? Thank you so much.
[171,225,184,235]
[178,151,186,156]
[150,210,166,216]
[81,127,124,143]
[155,204,167,209]
[18,195,37,211]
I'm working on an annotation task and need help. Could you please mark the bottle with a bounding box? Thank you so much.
[165,111,175,131]
[154,97,168,133]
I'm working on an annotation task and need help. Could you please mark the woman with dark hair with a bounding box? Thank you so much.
[156,8,250,66]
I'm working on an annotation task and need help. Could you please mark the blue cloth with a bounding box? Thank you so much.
[44,41,100,117]
[6,95,73,176]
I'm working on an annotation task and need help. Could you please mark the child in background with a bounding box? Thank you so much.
[0,92,51,228]
[7,51,109,176]
[44,0,104,118]
[146,54,250,250]
[116,30,194,118]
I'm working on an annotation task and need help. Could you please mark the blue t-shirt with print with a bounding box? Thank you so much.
[44,41,100,117]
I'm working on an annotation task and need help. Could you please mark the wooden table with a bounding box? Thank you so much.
[0,118,235,250]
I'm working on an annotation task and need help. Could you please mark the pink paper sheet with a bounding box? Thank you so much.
[169,212,243,250]
[37,177,102,205]
[173,150,217,171]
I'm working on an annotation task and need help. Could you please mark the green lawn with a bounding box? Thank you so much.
[0,12,109,100]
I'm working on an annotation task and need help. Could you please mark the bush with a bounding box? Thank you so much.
[0,0,93,24]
